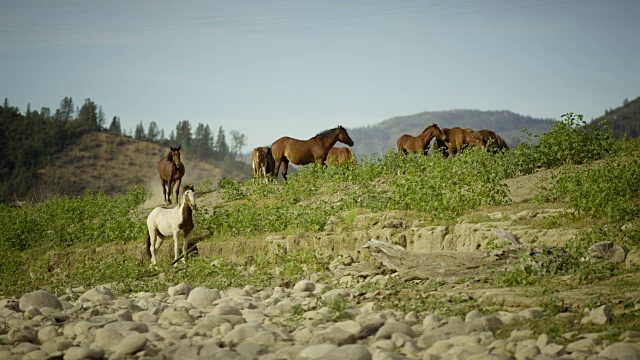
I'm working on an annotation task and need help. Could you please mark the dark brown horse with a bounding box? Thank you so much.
[397,123,446,155]
[251,146,275,178]
[271,126,354,180]
[434,127,486,158]
[326,146,357,166]
[157,146,185,204]
[479,129,510,153]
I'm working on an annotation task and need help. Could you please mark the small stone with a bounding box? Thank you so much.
[515,344,540,360]
[187,287,221,309]
[300,344,338,359]
[63,346,105,360]
[588,241,627,263]
[374,321,416,340]
[318,344,371,360]
[168,283,194,297]
[116,333,147,355]
[599,342,640,359]
[294,280,316,293]
[19,290,63,311]
[77,286,115,303]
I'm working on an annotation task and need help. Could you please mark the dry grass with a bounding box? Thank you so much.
[35,132,235,202]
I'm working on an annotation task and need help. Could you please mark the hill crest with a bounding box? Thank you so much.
[34,132,250,201]
[348,109,553,157]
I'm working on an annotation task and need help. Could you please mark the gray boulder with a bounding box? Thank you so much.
[19,290,63,311]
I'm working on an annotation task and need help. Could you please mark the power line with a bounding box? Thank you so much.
[0,0,589,44]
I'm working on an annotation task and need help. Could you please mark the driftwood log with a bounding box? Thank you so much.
[348,238,543,283]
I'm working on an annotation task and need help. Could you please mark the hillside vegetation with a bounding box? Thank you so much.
[34,132,250,200]
[2,112,640,342]
[592,96,640,138]
[348,109,553,157]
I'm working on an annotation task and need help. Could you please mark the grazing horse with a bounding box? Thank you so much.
[157,146,185,205]
[251,146,275,178]
[326,147,357,166]
[146,185,196,265]
[479,129,510,153]
[434,127,486,158]
[397,123,447,155]
[271,125,355,180]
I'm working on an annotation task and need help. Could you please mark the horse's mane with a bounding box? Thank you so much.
[315,126,343,140]
[165,151,173,161]
[421,124,437,134]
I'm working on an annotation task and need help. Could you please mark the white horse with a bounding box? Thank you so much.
[146,185,196,265]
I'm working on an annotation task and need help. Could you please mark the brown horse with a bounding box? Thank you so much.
[479,129,510,153]
[271,125,355,180]
[326,146,357,166]
[397,123,446,155]
[157,146,185,205]
[434,127,486,158]
[251,146,275,178]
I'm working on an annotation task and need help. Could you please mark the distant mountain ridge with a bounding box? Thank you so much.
[348,109,553,157]
[592,96,640,138]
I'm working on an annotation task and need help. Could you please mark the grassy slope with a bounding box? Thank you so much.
[4,121,640,341]
[34,132,250,200]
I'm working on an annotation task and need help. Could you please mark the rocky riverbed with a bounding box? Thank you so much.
[2,279,639,360]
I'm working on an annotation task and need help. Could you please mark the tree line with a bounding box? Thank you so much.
[128,119,246,162]
[0,96,247,203]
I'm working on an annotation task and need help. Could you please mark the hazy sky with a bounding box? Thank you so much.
[1,0,638,151]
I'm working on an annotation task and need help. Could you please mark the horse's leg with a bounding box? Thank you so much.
[174,178,182,205]
[155,232,165,252]
[172,231,180,264]
[273,159,282,180]
[160,179,167,204]
[182,232,190,263]
[282,159,289,181]
[167,179,173,205]
[149,230,158,265]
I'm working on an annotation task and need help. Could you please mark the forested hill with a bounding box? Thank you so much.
[592,96,640,138]
[0,97,250,203]
[348,110,553,157]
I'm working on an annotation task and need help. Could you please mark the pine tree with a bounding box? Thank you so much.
[214,126,229,160]
[134,121,145,140]
[78,98,98,131]
[109,116,122,135]
[175,120,192,149]
[55,97,74,123]
[147,121,160,142]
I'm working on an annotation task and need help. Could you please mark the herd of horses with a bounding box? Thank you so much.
[146,124,508,265]
[252,123,508,180]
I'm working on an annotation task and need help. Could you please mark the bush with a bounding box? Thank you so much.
[533,112,614,168]
[540,158,640,224]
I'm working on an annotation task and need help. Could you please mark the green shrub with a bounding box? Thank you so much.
[540,158,640,224]
[533,112,614,168]
[218,177,247,201]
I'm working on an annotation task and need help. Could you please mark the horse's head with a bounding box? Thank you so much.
[169,146,182,166]
[427,124,447,142]
[182,185,197,210]
[336,125,355,146]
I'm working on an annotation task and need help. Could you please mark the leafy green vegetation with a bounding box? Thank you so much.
[1,111,640,303]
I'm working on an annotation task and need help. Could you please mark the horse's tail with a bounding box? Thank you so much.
[146,231,151,259]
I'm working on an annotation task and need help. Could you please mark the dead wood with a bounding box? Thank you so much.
[361,238,539,283]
